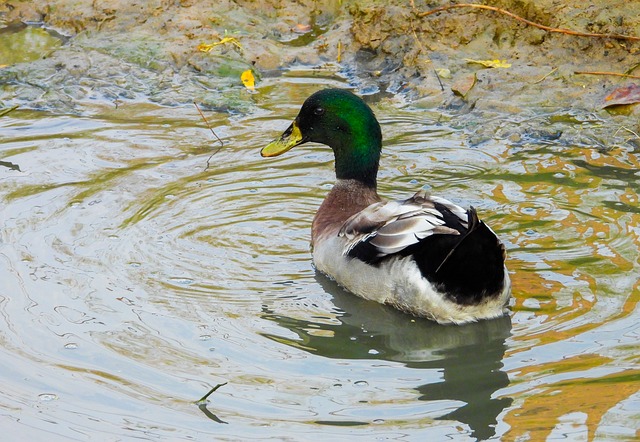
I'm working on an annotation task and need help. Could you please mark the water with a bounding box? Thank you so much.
[0,23,65,65]
[1,69,639,440]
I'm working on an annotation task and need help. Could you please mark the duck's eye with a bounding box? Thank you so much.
[313,107,325,116]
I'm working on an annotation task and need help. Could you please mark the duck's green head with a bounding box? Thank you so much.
[261,88,382,187]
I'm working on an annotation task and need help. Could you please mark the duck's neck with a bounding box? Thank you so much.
[332,115,382,189]
[334,149,379,188]
[312,179,381,244]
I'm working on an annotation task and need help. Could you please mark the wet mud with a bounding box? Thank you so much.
[1,0,639,148]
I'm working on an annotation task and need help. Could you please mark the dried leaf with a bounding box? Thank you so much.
[465,58,511,68]
[452,73,477,98]
[241,70,255,91]
[436,68,451,79]
[293,24,312,34]
[602,83,640,108]
[197,37,243,53]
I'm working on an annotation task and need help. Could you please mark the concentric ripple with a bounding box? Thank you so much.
[1,75,639,440]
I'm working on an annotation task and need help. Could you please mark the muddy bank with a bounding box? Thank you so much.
[1,0,639,148]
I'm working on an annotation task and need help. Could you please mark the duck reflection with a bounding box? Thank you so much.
[261,273,512,440]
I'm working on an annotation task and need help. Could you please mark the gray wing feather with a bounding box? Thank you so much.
[339,191,468,257]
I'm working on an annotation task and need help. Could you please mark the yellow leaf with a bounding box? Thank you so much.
[241,70,255,91]
[464,58,511,68]
[436,68,452,79]
[197,37,243,53]
[218,37,243,49]
[197,43,215,52]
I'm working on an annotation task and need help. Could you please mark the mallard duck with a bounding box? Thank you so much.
[261,89,511,324]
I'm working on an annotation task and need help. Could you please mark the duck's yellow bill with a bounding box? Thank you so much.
[261,122,303,157]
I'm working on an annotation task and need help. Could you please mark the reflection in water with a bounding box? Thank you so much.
[196,382,228,424]
[197,403,228,424]
[0,23,65,65]
[262,272,513,440]
[0,160,20,171]
[412,327,512,441]
[1,75,639,439]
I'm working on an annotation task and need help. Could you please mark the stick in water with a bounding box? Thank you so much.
[196,382,228,404]
[194,102,225,171]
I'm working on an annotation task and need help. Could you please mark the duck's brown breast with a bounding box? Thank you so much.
[311,179,381,246]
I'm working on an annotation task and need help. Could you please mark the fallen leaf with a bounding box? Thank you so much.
[465,58,511,68]
[436,68,452,79]
[197,43,214,52]
[293,23,312,34]
[452,73,477,98]
[197,37,243,53]
[241,69,255,91]
[602,83,640,108]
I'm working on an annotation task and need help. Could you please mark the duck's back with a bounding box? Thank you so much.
[311,187,511,324]
[404,207,508,306]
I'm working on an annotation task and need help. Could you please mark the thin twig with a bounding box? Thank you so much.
[613,125,640,140]
[194,102,225,171]
[417,4,640,41]
[0,105,19,118]
[574,71,640,79]
[532,67,557,84]
[624,62,640,75]
[196,382,228,404]
[195,382,229,424]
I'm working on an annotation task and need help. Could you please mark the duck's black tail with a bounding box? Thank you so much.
[411,208,507,305]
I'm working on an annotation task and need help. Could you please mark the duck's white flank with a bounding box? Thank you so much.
[312,234,511,324]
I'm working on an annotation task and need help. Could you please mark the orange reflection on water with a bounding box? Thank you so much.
[499,140,640,440]
[502,362,640,441]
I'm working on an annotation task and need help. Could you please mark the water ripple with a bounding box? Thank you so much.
[0,86,638,439]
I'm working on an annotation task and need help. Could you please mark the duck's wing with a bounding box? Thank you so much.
[338,190,473,260]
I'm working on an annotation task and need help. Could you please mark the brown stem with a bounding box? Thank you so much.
[417,4,640,41]
[574,71,640,79]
